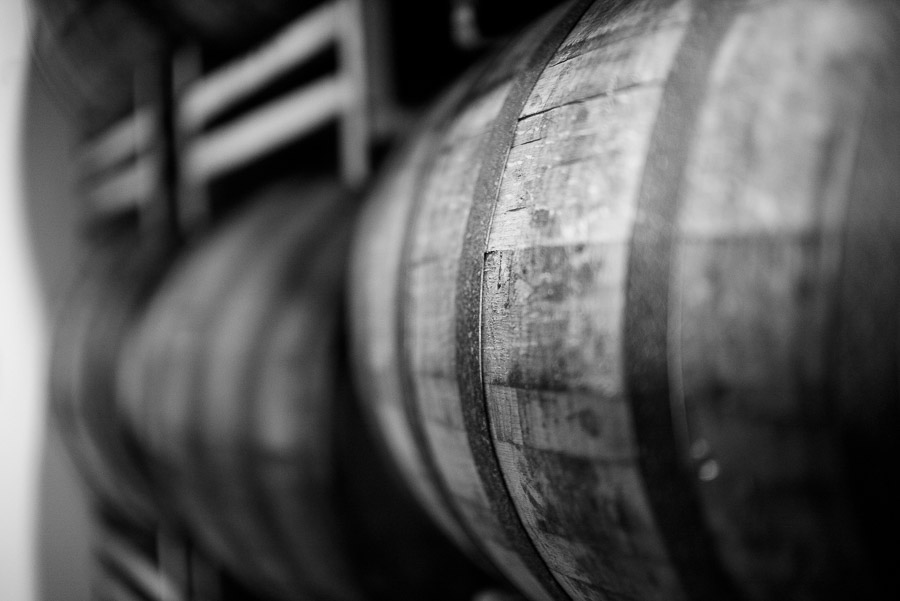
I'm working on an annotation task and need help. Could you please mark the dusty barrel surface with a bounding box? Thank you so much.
[117,179,490,601]
[29,0,166,133]
[348,1,900,600]
[50,232,174,525]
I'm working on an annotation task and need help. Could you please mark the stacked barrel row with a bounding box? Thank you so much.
[45,0,900,600]
[349,1,899,601]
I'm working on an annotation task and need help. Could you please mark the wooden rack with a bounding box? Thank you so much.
[73,3,381,598]
[76,0,377,237]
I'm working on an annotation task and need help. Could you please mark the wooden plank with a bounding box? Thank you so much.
[399,11,565,599]
[481,2,694,600]
[184,75,349,183]
[178,1,339,131]
[360,0,402,139]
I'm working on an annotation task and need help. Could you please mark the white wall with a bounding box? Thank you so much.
[2,4,93,600]
[0,1,43,599]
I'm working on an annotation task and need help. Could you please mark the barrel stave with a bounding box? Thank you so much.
[478,3,697,600]
[404,72,559,601]
[349,126,484,558]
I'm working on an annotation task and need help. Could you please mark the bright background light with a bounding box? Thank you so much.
[0,1,43,600]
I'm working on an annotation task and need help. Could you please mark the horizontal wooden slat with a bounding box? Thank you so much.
[179,1,340,131]
[83,157,156,214]
[77,108,155,178]
[184,75,349,183]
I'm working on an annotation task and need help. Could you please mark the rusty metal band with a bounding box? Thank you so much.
[622,2,744,600]
[452,1,597,599]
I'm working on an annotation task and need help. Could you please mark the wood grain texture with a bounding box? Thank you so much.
[404,6,579,600]
[350,0,900,599]
[486,2,695,600]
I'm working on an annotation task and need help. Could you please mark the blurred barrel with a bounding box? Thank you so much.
[91,509,177,601]
[50,231,174,526]
[29,0,166,134]
[348,1,900,600]
[117,179,490,601]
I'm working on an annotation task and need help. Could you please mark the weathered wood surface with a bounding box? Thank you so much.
[49,233,174,526]
[29,0,166,135]
[118,179,490,601]
[349,0,900,600]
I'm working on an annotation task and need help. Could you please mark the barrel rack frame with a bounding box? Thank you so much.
[74,2,384,599]
[75,0,382,239]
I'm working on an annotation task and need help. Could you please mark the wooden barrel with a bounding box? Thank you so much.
[91,509,176,601]
[348,1,900,600]
[29,0,166,134]
[117,179,491,601]
[50,232,174,526]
